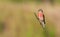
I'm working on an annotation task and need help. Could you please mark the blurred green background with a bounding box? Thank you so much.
[0,0,60,37]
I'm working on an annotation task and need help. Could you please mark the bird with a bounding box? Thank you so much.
[38,9,45,28]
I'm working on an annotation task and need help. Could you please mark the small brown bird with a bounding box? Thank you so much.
[38,9,45,28]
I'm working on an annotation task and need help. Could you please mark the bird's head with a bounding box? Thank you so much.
[38,9,43,13]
